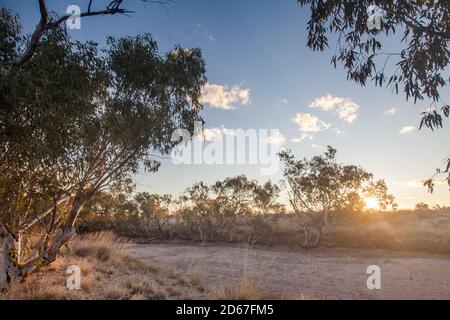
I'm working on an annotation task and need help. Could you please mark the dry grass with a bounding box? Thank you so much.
[235,210,450,254]
[322,210,450,254]
[212,241,314,300]
[0,231,207,300]
[70,231,129,262]
[213,279,314,300]
[213,280,275,300]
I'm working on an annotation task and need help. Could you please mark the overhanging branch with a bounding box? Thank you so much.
[8,0,173,72]
[20,195,72,232]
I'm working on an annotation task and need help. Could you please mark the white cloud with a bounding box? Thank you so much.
[403,179,423,188]
[278,98,288,105]
[191,24,217,42]
[265,131,285,145]
[310,94,343,111]
[395,178,446,188]
[201,126,234,141]
[331,127,344,135]
[383,107,396,116]
[291,134,313,143]
[207,35,217,42]
[291,113,330,142]
[200,83,251,110]
[311,143,322,149]
[292,113,330,133]
[310,93,360,123]
[399,126,415,135]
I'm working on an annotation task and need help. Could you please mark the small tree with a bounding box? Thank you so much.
[177,182,219,242]
[135,193,172,238]
[177,176,284,241]
[253,181,285,215]
[364,179,398,211]
[415,202,430,211]
[280,146,374,247]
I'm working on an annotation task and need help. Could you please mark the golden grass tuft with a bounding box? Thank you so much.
[0,231,207,300]
[69,231,129,262]
[213,280,275,300]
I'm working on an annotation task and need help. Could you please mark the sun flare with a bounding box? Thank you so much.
[364,197,379,210]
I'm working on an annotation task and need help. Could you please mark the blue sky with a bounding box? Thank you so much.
[5,0,450,208]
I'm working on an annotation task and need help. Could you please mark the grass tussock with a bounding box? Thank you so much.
[0,231,207,300]
[70,231,129,262]
[213,280,275,300]
[213,280,314,300]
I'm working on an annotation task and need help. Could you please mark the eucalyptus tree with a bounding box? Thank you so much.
[134,193,173,237]
[364,179,397,211]
[252,181,285,215]
[280,146,377,247]
[178,176,284,241]
[0,8,206,285]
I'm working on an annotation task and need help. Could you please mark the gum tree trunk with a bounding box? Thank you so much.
[2,232,22,286]
[0,196,86,289]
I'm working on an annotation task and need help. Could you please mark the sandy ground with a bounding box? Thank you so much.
[127,243,450,300]
[1,243,449,299]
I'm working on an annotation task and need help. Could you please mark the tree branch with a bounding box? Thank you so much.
[399,15,450,40]
[20,195,72,232]
[8,0,173,72]
[10,0,49,70]
[44,8,134,30]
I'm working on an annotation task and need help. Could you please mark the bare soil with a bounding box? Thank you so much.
[127,243,450,300]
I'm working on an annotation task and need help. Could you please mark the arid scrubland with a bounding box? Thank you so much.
[0,231,291,300]
[78,209,450,255]
[0,232,208,300]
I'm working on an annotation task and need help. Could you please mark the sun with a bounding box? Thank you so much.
[364,197,379,210]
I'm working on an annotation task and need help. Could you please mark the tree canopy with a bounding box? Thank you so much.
[297,0,449,129]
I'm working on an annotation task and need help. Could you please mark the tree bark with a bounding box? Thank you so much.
[312,227,322,248]
[302,225,312,247]
[1,196,87,288]
[2,232,22,287]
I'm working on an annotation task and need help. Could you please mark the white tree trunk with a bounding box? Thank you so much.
[1,233,22,288]
[0,197,85,289]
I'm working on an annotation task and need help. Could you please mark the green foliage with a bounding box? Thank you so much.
[424,157,450,193]
[415,202,429,211]
[298,0,450,129]
[134,192,172,235]
[177,176,284,241]
[0,8,21,66]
